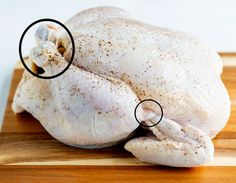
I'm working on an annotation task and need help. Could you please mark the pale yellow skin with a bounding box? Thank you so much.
[12,6,230,167]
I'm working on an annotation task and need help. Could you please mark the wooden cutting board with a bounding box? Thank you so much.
[0,53,236,182]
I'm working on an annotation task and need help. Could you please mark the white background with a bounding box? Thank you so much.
[0,0,236,125]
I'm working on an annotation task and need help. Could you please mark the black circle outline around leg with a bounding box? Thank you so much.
[134,99,163,127]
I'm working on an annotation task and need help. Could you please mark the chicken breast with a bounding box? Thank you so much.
[12,6,231,167]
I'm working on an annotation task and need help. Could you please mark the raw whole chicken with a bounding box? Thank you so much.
[12,6,231,167]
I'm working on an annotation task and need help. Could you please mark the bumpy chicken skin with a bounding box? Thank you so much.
[12,6,230,167]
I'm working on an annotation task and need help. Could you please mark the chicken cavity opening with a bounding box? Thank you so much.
[57,44,66,56]
[31,62,45,75]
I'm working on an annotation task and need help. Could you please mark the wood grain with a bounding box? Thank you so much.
[0,54,236,182]
[0,166,236,183]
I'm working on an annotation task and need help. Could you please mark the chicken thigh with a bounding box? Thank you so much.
[12,6,231,167]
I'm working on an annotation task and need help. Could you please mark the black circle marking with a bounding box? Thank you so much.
[19,18,75,79]
[134,99,163,127]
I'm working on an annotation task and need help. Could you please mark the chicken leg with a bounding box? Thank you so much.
[125,114,214,167]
